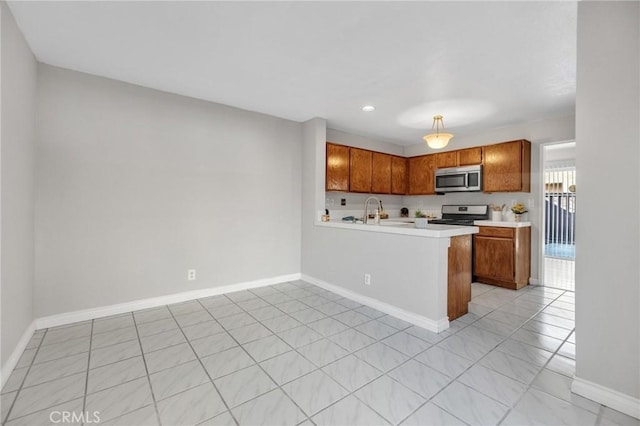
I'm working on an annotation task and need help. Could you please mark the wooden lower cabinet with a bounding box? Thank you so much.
[448,235,472,320]
[473,226,531,290]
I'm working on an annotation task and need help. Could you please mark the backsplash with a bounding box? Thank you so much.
[404,192,534,222]
[324,193,405,220]
[325,191,533,222]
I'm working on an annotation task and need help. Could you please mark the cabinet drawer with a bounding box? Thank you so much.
[477,226,514,238]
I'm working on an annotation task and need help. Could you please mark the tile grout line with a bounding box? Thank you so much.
[394,314,509,424]
[442,286,575,424]
[239,287,426,425]
[194,284,561,425]
[281,328,390,423]
[300,288,489,425]
[398,288,515,423]
[131,311,165,426]
[281,288,456,424]
[2,282,580,426]
[167,304,241,426]
[495,297,582,424]
[397,285,572,425]
[197,292,348,424]
[236,289,366,423]
[80,320,95,426]
[198,288,339,422]
[459,287,579,425]
[1,328,48,425]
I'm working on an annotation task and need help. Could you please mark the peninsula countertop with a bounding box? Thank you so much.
[315,219,479,238]
[474,220,532,228]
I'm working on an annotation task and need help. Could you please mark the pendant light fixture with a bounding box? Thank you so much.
[423,115,454,149]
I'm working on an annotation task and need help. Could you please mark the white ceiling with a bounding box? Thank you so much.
[8,1,577,146]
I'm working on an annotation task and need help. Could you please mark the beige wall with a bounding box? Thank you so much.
[35,65,302,317]
[574,1,639,406]
[1,2,37,366]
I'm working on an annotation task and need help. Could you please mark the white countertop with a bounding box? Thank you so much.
[474,220,531,228]
[316,219,479,238]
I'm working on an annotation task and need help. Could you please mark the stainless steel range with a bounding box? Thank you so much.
[428,204,489,225]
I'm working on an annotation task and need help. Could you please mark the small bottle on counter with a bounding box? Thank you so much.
[321,209,330,222]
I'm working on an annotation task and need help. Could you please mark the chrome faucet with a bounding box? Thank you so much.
[363,196,381,224]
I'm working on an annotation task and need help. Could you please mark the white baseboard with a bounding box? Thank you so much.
[1,320,36,389]
[301,274,449,333]
[572,376,640,420]
[529,278,540,285]
[35,273,301,330]
[5,271,449,387]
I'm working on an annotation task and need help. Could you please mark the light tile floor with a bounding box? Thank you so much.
[2,281,638,426]
[544,257,575,291]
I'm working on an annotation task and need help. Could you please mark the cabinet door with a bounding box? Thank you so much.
[408,155,436,195]
[371,152,391,194]
[326,143,349,191]
[349,148,372,193]
[458,147,483,166]
[391,156,407,195]
[448,235,472,320]
[483,140,524,192]
[474,236,515,282]
[436,151,458,168]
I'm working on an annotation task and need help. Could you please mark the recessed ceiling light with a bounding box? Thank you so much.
[362,105,375,112]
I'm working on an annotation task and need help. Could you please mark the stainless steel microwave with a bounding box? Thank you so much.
[435,165,483,192]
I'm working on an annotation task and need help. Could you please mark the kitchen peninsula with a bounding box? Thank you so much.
[310,219,479,332]
[301,122,531,334]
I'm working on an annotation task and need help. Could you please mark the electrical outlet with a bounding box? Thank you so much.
[341,198,346,206]
[364,273,371,285]
[187,269,196,281]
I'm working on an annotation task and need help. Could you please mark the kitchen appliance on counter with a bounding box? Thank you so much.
[435,165,482,192]
[428,204,489,225]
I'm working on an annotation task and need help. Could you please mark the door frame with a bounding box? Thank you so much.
[538,140,576,286]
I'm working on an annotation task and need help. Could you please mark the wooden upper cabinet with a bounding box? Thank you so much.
[436,151,458,168]
[327,140,527,195]
[436,148,483,168]
[326,143,349,192]
[458,147,483,166]
[349,148,373,193]
[371,152,391,194]
[483,140,531,192]
[408,155,436,195]
[391,156,407,195]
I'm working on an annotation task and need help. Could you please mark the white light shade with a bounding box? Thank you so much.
[423,132,453,149]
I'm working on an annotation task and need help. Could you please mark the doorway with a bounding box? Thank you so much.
[541,142,576,290]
